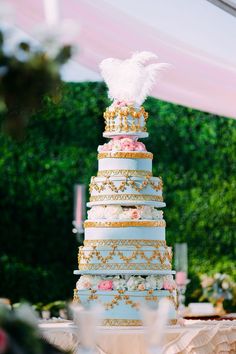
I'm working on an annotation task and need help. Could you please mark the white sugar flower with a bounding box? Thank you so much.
[152,209,163,220]
[112,141,122,151]
[139,205,153,220]
[119,210,131,220]
[146,275,157,290]
[156,276,164,290]
[106,205,123,219]
[87,206,105,220]
[113,276,126,290]
[76,275,94,290]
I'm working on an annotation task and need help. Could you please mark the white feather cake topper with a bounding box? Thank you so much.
[100,51,169,106]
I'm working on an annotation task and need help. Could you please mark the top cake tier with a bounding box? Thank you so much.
[103,105,149,138]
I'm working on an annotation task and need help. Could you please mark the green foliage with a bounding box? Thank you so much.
[0,82,235,307]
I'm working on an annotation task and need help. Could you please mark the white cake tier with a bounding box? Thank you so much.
[84,220,165,241]
[98,151,153,174]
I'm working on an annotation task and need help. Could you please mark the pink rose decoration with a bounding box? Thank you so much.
[163,280,176,291]
[101,143,111,152]
[98,280,113,291]
[138,283,146,291]
[121,139,135,151]
[135,142,146,151]
[0,329,8,354]
[130,209,141,220]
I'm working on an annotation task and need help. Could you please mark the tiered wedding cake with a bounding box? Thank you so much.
[73,52,177,326]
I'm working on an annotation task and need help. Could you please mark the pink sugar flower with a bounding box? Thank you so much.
[163,280,176,291]
[121,139,135,151]
[135,142,146,151]
[98,280,113,291]
[130,209,141,220]
[101,143,111,152]
[0,329,8,354]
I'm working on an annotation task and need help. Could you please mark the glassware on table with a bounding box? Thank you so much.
[174,243,189,315]
[73,184,86,242]
[70,303,102,354]
[141,298,172,354]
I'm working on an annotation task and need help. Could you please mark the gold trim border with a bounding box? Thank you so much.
[89,194,163,203]
[101,318,177,326]
[83,239,166,247]
[98,152,153,159]
[79,263,171,271]
[84,220,166,228]
[97,170,152,177]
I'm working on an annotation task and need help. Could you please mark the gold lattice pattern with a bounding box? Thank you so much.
[103,105,148,134]
[97,170,152,178]
[78,262,171,271]
[73,289,177,313]
[84,220,166,228]
[89,194,163,203]
[101,318,177,326]
[83,239,166,247]
[98,152,153,159]
[89,176,163,194]
[78,247,172,265]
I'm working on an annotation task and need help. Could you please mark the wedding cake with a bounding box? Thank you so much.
[73,52,177,326]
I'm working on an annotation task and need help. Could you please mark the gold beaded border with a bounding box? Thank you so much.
[97,170,152,178]
[89,194,163,203]
[83,239,166,247]
[98,152,153,159]
[78,262,171,270]
[84,220,166,228]
[101,318,177,326]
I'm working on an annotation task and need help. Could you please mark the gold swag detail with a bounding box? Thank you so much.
[84,220,166,228]
[89,176,163,194]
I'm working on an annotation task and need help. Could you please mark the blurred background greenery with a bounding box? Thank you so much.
[0,82,235,307]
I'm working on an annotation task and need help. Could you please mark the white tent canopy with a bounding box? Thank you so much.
[7,0,236,118]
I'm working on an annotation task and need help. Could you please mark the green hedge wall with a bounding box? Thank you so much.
[0,82,235,305]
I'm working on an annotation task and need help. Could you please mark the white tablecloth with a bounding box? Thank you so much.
[40,319,236,354]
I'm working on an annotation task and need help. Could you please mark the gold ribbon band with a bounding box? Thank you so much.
[97,170,152,177]
[98,152,153,159]
[89,194,163,203]
[83,239,166,247]
[78,262,171,270]
[84,220,166,228]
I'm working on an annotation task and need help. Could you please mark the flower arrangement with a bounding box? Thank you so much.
[98,137,146,152]
[76,275,176,292]
[87,205,163,221]
[200,273,236,306]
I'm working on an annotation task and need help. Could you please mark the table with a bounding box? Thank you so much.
[40,319,236,354]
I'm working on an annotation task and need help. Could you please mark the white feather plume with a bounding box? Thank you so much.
[100,51,170,105]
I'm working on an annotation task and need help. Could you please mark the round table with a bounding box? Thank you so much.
[40,319,236,354]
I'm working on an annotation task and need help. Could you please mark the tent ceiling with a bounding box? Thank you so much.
[7,0,236,118]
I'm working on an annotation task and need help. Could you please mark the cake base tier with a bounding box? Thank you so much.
[73,289,177,326]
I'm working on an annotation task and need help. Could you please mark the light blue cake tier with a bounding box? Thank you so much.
[73,289,177,326]
[98,152,153,174]
[78,243,172,271]
[89,176,163,205]
[84,220,166,241]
